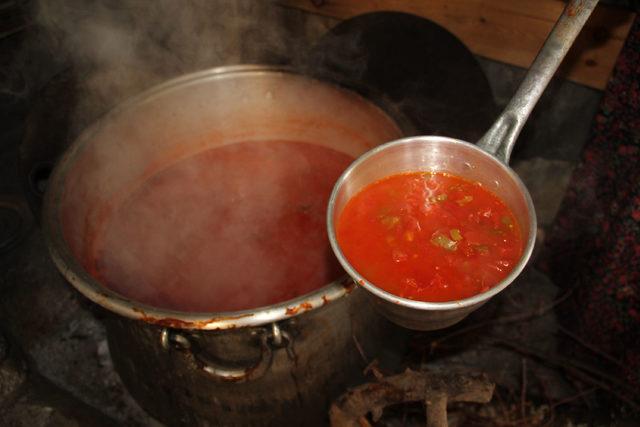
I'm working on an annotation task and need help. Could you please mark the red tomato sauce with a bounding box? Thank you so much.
[336,172,524,302]
[89,140,353,312]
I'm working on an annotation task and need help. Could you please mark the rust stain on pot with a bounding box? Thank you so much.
[566,1,582,17]
[94,290,111,304]
[206,313,255,322]
[131,307,252,329]
[341,277,356,293]
[285,306,298,316]
[285,301,314,316]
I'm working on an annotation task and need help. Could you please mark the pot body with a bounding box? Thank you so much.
[106,288,397,426]
[43,66,406,425]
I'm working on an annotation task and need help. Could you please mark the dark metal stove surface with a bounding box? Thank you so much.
[1,4,607,426]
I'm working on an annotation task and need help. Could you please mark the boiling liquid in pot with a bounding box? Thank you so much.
[89,140,353,312]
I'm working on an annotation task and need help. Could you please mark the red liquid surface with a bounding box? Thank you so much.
[336,172,524,302]
[90,141,353,312]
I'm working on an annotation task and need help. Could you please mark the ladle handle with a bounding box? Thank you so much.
[477,0,599,164]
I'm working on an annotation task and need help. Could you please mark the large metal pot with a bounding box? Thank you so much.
[43,65,405,426]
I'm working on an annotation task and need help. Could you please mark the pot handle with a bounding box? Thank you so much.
[160,323,291,383]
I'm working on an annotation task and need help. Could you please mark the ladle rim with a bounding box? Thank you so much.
[327,135,537,311]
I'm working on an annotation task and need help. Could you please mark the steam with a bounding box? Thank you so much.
[32,0,307,128]
[26,0,366,312]
[21,0,400,312]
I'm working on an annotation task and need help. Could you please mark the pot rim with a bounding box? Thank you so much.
[326,135,537,311]
[42,64,384,331]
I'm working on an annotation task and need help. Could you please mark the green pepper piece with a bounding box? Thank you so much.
[430,233,457,251]
[380,215,400,228]
[456,195,473,206]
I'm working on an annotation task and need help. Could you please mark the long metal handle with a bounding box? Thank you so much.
[477,0,599,163]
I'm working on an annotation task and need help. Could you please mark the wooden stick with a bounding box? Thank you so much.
[520,358,527,421]
[493,339,640,412]
[426,394,448,427]
[329,370,494,427]
[556,326,625,369]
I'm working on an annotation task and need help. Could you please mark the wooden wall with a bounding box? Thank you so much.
[278,0,636,90]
